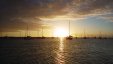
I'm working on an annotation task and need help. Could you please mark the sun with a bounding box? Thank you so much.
[54,27,68,37]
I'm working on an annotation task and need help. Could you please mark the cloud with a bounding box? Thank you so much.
[0,0,113,32]
[99,13,113,22]
[0,0,72,18]
[69,0,113,15]
[0,17,42,32]
[0,0,70,32]
[0,0,113,19]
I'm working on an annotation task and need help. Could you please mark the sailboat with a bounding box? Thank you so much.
[24,24,31,40]
[41,26,45,39]
[98,31,102,39]
[83,29,87,39]
[66,21,73,40]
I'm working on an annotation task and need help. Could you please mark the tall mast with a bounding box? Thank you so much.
[99,31,102,38]
[27,24,28,37]
[42,27,43,37]
[69,20,70,36]
[84,29,86,37]
[19,31,21,37]
[25,23,29,37]
[37,30,39,37]
[0,31,2,37]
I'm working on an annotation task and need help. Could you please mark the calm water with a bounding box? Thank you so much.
[0,38,113,64]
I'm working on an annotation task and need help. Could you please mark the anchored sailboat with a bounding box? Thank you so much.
[41,26,45,39]
[24,24,31,39]
[83,29,87,39]
[98,31,102,39]
[66,21,73,40]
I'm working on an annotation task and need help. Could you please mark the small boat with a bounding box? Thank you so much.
[66,35,73,40]
[24,36,32,40]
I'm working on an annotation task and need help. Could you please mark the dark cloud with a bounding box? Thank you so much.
[0,0,72,32]
[0,0,71,18]
[0,17,42,32]
[0,0,113,32]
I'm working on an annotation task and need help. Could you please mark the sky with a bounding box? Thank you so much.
[0,0,113,37]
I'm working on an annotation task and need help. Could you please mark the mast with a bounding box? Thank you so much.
[84,29,86,37]
[69,20,70,36]
[100,31,102,37]
[42,27,43,37]
[26,24,29,37]
[83,29,87,39]
[99,31,102,39]
[25,24,28,37]
[26,23,30,37]
[19,31,21,37]
[0,31,2,37]
[37,30,39,37]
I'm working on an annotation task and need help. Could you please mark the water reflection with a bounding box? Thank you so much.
[56,37,65,64]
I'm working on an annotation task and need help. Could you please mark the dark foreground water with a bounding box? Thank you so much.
[0,38,113,64]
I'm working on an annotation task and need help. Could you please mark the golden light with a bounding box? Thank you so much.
[54,27,68,37]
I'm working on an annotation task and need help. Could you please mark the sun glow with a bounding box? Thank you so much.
[54,27,68,37]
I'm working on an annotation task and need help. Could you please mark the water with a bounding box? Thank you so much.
[0,38,113,64]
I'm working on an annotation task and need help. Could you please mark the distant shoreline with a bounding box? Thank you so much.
[0,37,113,40]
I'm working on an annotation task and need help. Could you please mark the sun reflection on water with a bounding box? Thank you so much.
[56,37,65,64]
[59,38,64,51]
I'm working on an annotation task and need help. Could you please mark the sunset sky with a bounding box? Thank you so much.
[0,0,113,37]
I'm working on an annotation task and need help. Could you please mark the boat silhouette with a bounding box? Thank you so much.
[66,21,73,40]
